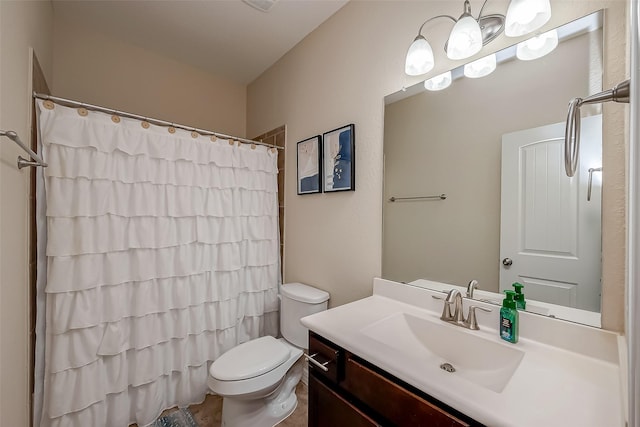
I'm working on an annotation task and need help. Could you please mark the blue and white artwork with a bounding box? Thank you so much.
[323,124,354,192]
[297,136,321,194]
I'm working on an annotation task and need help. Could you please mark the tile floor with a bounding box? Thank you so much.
[150,382,308,427]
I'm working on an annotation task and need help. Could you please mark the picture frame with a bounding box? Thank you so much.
[322,124,355,192]
[296,135,322,195]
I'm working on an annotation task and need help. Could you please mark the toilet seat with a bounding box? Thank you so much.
[210,336,290,381]
[208,338,303,397]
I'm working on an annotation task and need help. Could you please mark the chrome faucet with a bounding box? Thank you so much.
[433,289,492,330]
[441,289,465,323]
[466,279,478,298]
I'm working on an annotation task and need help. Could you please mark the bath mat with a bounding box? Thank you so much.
[151,408,199,427]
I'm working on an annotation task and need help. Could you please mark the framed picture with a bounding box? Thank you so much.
[323,124,355,192]
[297,135,322,195]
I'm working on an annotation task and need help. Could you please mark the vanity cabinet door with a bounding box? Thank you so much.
[341,353,470,427]
[309,373,380,427]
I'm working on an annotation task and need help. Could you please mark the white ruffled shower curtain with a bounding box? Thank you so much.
[35,99,280,427]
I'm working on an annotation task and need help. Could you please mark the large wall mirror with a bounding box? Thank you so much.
[382,11,604,326]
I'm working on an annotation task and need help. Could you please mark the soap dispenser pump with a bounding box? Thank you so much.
[512,282,526,310]
[500,290,519,344]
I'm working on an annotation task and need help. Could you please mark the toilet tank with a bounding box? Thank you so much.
[280,283,330,349]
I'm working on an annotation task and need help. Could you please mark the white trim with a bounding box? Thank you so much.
[627,0,639,425]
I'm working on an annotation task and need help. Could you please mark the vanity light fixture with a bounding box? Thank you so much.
[405,0,552,76]
[405,36,435,76]
[424,71,453,91]
[504,0,551,37]
[516,29,559,60]
[446,2,484,60]
[463,53,497,78]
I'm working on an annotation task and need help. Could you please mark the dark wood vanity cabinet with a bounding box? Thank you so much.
[309,374,379,427]
[308,332,482,427]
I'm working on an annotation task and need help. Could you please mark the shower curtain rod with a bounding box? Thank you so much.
[33,92,283,150]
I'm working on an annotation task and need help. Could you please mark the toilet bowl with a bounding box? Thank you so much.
[208,283,329,427]
[207,336,304,426]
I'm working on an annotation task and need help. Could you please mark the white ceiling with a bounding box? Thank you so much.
[53,0,349,84]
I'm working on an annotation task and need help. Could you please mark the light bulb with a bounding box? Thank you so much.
[463,54,497,78]
[516,29,558,60]
[424,71,453,91]
[505,0,551,37]
[405,35,435,76]
[446,15,483,60]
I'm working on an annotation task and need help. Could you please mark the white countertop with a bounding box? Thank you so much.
[301,278,624,427]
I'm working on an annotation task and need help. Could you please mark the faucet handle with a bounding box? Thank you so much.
[431,294,449,319]
[465,305,492,330]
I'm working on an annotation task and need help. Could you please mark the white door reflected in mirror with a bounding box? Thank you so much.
[499,116,602,312]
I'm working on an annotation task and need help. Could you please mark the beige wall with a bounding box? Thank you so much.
[0,7,249,425]
[0,10,628,427]
[247,0,627,331]
[383,32,595,292]
[0,2,53,426]
[53,16,247,137]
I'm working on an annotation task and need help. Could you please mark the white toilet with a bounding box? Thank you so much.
[208,283,330,427]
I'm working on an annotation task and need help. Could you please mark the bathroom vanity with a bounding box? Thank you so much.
[302,278,625,427]
[308,331,480,426]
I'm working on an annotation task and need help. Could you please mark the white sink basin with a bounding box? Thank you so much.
[360,313,524,393]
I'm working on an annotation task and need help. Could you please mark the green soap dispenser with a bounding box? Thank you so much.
[500,290,519,343]
[512,282,526,310]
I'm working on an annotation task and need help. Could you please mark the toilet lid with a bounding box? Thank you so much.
[210,336,290,381]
